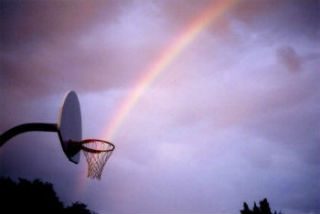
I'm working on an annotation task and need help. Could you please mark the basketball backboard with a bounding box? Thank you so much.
[57,91,82,164]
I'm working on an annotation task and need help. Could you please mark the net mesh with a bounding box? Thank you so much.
[81,139,115,179]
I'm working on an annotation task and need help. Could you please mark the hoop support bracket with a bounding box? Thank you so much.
[0,123,58,146]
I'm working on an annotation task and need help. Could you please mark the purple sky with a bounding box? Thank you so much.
[1,0,319,213]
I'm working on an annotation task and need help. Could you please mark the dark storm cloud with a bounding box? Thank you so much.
[231,0,320,39]
[0,0,147,103]
[0,0,126,50]
[276,46,301,72]
[0,0,171,101]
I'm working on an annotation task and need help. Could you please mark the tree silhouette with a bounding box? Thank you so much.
[0,177,96,214]
[241,202,252,214]
[240,198,282,214]
[259,198,272,214]
[64,202,97,214]
[253,202,260,214]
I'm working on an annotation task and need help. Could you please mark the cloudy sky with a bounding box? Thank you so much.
[1,0,319,213]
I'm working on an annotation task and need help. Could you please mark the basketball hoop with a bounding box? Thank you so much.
[0,91,116,180]
[80,139,115,179]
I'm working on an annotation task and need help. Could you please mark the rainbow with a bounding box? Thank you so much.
[104,0,236,141]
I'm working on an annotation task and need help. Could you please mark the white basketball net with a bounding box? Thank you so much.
[81,140,114,179]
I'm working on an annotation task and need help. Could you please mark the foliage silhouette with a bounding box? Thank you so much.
[0,177,96,214]
[64,202,97,214]
[240,198,282,214]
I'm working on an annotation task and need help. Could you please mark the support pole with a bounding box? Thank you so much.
[0,123,58,146]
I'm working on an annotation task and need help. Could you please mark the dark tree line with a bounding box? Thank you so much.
[241,198,282,214]
[1,177,283,214]
[0,177,96,214]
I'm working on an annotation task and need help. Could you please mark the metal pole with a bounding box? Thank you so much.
[0,123,58,146]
